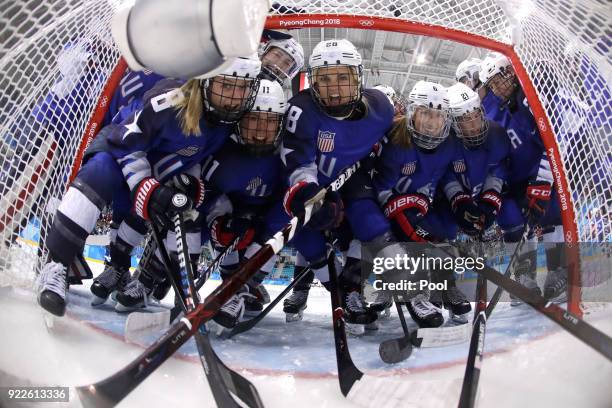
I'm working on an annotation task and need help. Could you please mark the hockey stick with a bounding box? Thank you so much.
[227,266,312,338]
[458,241,488,408]
[379,295,413,364]
[174,213,264,408]
[167,235,243,323]
[195,235,242,290]
[326,238,364,396]
[485,225,531,318]
[443,244,612,362]
[75,155,364,406]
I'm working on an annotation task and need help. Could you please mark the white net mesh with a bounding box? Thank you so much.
[0,0,123,287]
[0,1,610,315]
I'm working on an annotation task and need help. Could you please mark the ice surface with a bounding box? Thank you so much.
[0,261,611,407]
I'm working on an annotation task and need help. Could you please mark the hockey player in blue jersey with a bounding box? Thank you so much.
[373,81,468,328]
[480,53,566,302]
[437,83,515,321]
[281,39,395,328]
[198,79,289,328]
[259,37,304,85]
[36,55,262,316]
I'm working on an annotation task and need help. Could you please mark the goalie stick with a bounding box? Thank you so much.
[75,153,366,407]
[458,241,488,408]
[227,266,312,338]
[445,244,612,362]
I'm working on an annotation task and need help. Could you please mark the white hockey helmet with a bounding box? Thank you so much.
[373,84,396,105]
[480,52,518,101]
[407,81,450,150]
[455,57,483,90]
[447,82,489,147]
[260,37,305,83]
[202,54,262,124]
[238,79,287,155]
[112,0,269,79]
[308,39,363,117]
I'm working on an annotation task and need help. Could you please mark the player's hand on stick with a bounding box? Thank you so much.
[384,193,433,242]
[133,177,192,230]
[451,192,484,236]
[524,180,552,224]
[210,215,255,250]
[283,181,344,230]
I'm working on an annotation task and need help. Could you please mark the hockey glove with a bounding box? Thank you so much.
[478,190,502,230]
[450,192,484,236]
[210,215,255,251]
[133,177,192,230]
[283,181,344,230]
[384,193,432,242]
[172,173,205,209]
[525,180,552,223]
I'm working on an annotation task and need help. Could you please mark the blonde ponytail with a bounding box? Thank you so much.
[388,116,412,148]
[175,79,204,136]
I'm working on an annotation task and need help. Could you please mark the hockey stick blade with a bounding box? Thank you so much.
[327,244,364,396]
[379,296,413,364]
[410,324,471,348]
[379,336,413,364]
[124,310,170,343]
[76,157,365,406]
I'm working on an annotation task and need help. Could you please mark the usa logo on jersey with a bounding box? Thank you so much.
[317,130,335,153]
[247,176,263,191]
[176,145,201,157]
[401,161,417,175]
[453,159,466,173]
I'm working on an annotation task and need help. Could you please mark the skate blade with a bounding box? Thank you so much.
[346,323,365,337]
[90,295,108,307]
[285,311,304,323]
[449,312,469,325]
[115,302,145,313]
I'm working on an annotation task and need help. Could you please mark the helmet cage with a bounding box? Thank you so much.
[407,104,451,150]
[202,75,260,124]
[308,64,363,118]
[237,110,284,156]
[453,108,489,148]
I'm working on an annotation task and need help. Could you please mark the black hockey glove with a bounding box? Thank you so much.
[477,190,502,230]
[132,177,192,230]
[450,192,484,236]
[172,173,206,209]
[283,181,344,230]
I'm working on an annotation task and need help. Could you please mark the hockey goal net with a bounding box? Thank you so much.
[0,1,610,314]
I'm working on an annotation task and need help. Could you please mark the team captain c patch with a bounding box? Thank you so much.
[317,130,335,153]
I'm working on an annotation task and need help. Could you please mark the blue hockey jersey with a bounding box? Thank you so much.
[373,135,456,205]
[201,136,286,207]
[441,120,510,200]
[281,89,394,186]
[106,79,232,190]
[484,89,551,185]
